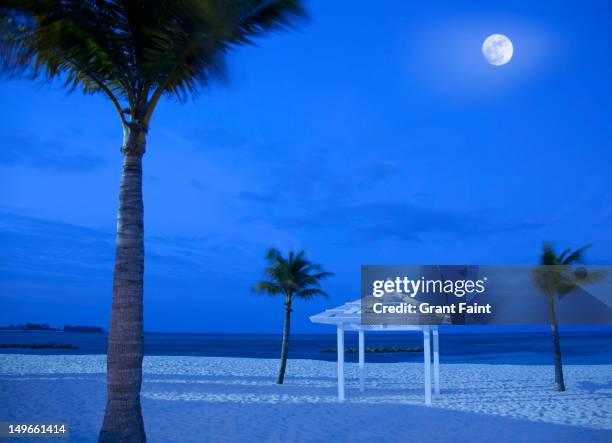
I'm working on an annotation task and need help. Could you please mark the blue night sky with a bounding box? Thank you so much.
[1,0,611,333]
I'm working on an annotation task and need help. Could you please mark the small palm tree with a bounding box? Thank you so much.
[255,248,333,384]
[0,2,304,441]
[531,243,600,391]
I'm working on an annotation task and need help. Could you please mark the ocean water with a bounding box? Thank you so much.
[0,330,611,364]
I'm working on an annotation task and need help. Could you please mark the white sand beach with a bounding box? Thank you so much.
[0,355,611,442]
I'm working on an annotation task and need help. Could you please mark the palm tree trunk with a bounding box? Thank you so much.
[546,293,565,392]
[277,295,292,384]
[100,130,146,443]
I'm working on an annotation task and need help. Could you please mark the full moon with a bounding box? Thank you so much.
[482,34,513,66]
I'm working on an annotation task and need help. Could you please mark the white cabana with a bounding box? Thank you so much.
[310,299,440,405]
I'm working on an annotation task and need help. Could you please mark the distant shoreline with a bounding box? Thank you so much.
[1,329,611,365]
[2,327,612,335]
[0,330,102,333]
[0,324,103,333]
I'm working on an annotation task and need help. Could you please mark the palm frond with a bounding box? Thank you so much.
[254,247,332,300]
[539,242,558,265]
[561,244,591,265]
[533,242,601,299]
[1,0,305,126]
[310,271,334,280]
[296,288,329,300]
[558,247,572,263]
[265,247,282,262]
[254,280,282,296]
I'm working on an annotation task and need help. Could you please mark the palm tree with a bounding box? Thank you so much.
[255,248,333,384]
[531,243,599,391]
[0,2,304,441]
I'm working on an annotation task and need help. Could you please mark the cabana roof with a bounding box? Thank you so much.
[310,299,439,331]
[309,299,361,324]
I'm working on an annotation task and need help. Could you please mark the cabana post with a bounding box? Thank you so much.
[337,324,345,401]
[358,328,365,392]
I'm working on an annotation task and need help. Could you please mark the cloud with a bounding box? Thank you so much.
[223,146,549,244]
[0,212,268,331]
[326,161,401,197]
[0,212,262,287]
[0,133,105,172]
[190,179,208,191]
[0,212,114,283]
[183,128,551,247]
[189,126,246,150]
[237,191,280,204]
[236,159,401,208]
[275,199,550,243]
